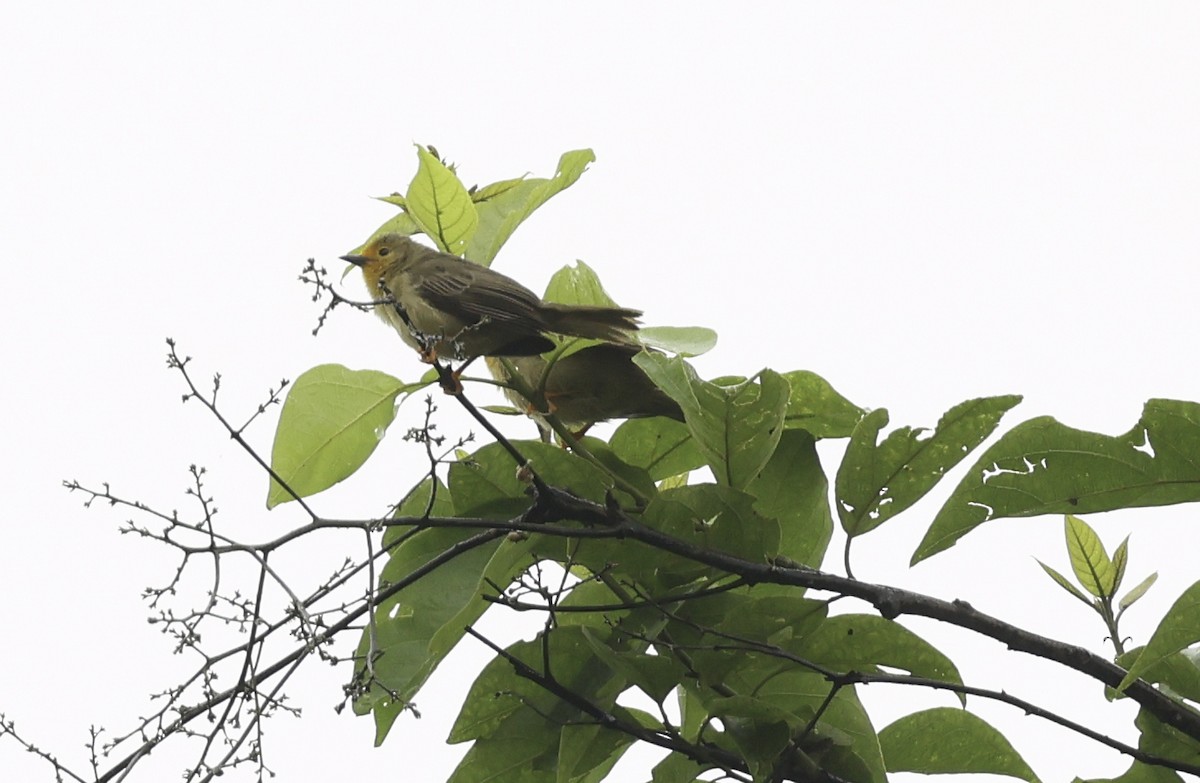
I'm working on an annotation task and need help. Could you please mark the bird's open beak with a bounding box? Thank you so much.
[340,253,368,267]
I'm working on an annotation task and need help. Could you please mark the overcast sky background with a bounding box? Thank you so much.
[2,4,1199,781]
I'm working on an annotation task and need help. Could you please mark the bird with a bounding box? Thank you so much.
[341,234,642,363]
[487,343,685,435]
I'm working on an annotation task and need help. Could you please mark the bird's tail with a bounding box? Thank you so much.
[542,304,643,344]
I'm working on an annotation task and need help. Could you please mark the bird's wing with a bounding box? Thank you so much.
[412,259,548,328]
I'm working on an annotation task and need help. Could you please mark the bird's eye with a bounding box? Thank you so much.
[378,246,390,257]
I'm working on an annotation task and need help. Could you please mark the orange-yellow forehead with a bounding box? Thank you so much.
[353,237,393,295]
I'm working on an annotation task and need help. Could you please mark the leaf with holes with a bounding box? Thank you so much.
[914,399,1200,564]
[837,396,1020,537]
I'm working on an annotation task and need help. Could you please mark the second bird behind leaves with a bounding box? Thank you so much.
[341,234,642,362]
[487,344,685,433]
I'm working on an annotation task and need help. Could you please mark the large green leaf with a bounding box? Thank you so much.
[556,719,643,783]
[879,708,1040,782]
[449,440,618,519]
[780,370,865,439]
[539,260,626,358]
[669,593,827,688]
[404,145,478,254]
[635,353,789,490]
[711,672,885,783]
[1078,760,1184,783]
[542,258,621,308]
[580,627,678,705]
[640,483,781,586]
[1114,647,1200,704]
[1118,579,1200,692]
[449,710,558,783]
[651,752,711,783]
[351,478,551,746]
[836,395,1021,537]
[795,615,964,696]
[914,399,1200,563]
[267,364,412,508]
[609,417,706,481]
[747,429,833,571]
[449,627,624,745]
[465,149,596,264]
[449,702,650,783]
[639,325,718,357]
[356,441,633,745]
[1134,706,1200,773]
[351,480,495,739]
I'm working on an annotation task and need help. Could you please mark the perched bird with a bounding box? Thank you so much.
[487,343,685,433]
[341,234,642,362]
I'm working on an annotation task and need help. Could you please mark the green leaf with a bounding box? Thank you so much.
[837,396,1021,537]
[556,719,638,783]
[1112,535,1130,596]
[1120,572,1158,612]
[466,149,596,264]
[879,708,1040,782]
[405,145,478,254]
[641,483,781,585]
[538,260,629,359]
[1118,579,1200,692]
[710,695,798,760]
[1114,647,1200,704]
[1036,560,1093,606]
[670,593,827,686]
[638,326,719,357]
[1065,514,1115,598]
[449,440,616,519]
[780,370,865,439]
[914,399,1200,563]
[635,353,789,490]
[471,176,528,204]
[651,752,710,783]
[359,525,507,741]
[747,429,833,571]
[575,436,658,502]
[796,615,964,697]
[677,686,707,743]
[1134,706,1200,772]
[1078,760,1184,783]
[448,711,557,783]
[267,364,410,508]
[449,627,623,744]
[542,259,620,308]
[714,672,885,783]
[348,210,421,257]
[534,261,645,366]
[349,477,506,741]
[610,417,706,481]
[580,627,679,705]
[352,480,541,747]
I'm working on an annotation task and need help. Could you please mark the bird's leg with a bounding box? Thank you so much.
[439,356,479,395]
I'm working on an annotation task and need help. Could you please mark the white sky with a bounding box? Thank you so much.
[2,4,1199,781]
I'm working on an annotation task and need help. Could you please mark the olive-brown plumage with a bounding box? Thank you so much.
[341,234,642,361]
[487,344,684,430]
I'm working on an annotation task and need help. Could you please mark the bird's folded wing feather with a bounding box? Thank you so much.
[414,261,548,327]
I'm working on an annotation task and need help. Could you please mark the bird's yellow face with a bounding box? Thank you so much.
[345,234,408,299]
